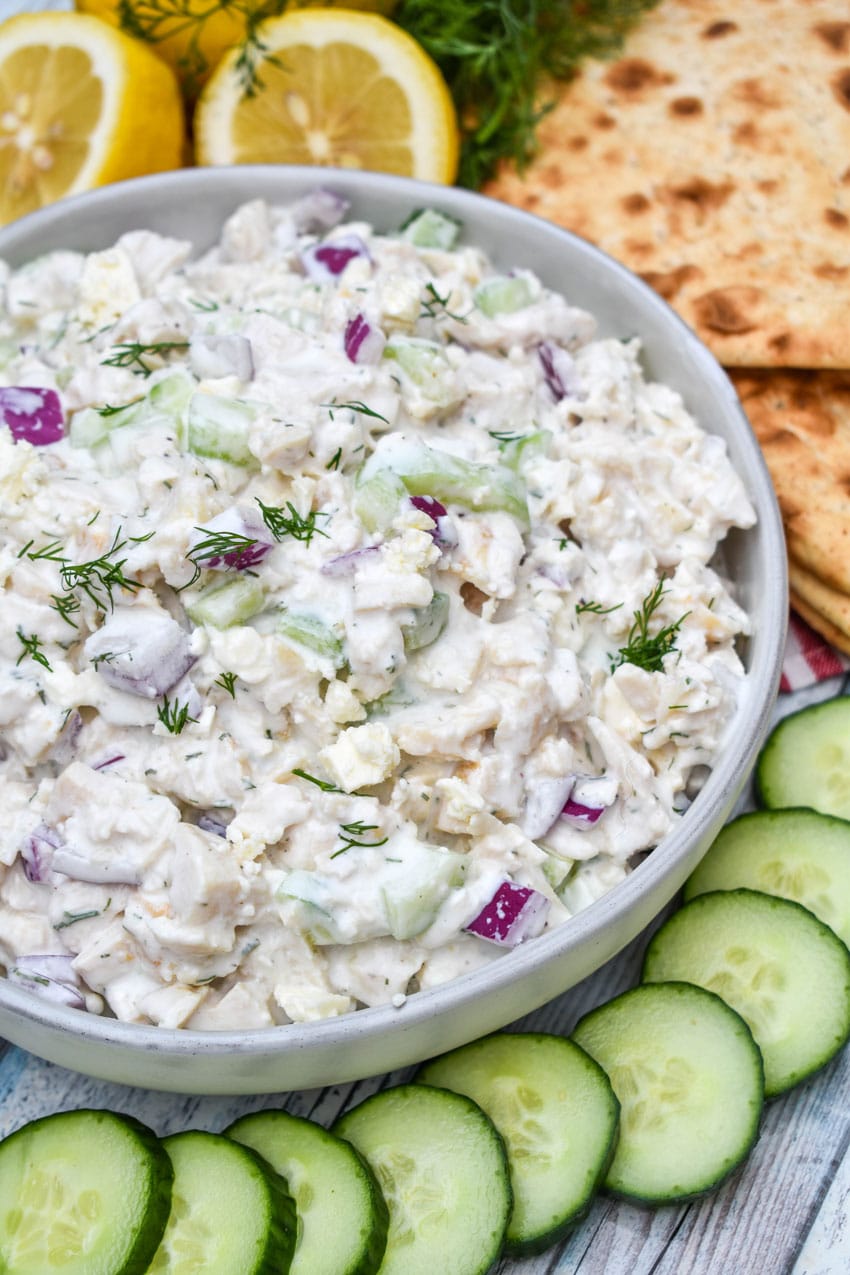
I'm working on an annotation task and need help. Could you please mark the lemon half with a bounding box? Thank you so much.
[0,12,184,225]
[194,9,459,183]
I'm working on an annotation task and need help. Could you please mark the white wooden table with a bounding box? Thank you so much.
[2,676,849,1275]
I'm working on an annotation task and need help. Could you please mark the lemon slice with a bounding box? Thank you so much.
[77,0,399,95]
[0,12,184,226]
[194,10,459,183]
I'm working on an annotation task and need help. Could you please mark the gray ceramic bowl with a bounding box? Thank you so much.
[0,166,787,1094]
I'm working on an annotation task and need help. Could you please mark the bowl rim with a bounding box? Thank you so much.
[0,165,788,1063]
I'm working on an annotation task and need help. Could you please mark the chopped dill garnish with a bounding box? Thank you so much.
[188,297,220,312]
[331,821,390,858]
[256,499,329,546]
[95,399,143,417]
[326,447,343,471]
[55,908,102,930]
[59,529,141,612]
[576,599,623,616]
[24,538,67,563]
[611,581,689,673]
[156,695,198,735]
[292,767,343,793]
[321,399,390,424]
[395,0,661,188]
[183,527,259,587]
[50,592,81,629]
[101,339,189,378]
[488,429,525,444]
[215,671,238,698]
[420,282,468,322]
[16,628,52,672]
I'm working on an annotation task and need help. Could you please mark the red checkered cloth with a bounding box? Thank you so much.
[781,611,850,693]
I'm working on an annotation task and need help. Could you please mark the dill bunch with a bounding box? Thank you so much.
[394,0,659,189]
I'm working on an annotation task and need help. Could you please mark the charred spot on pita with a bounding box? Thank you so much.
[831,68,850,111]
[592,112,616,130]
[693,287,760,334]
[667,177,735,215]
[640,264,701,300]
[824,208,849,228]
[813,22,850,53]
[702,20,738,38]
[605,58,673,93]
[669,96,703,116]
[621,193,651,215]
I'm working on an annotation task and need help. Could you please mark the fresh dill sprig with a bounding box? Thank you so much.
[95,399,143,417]
[23,538,67,563]
[156,695,197,735]
[50,592,81,629]
[256,499,329,546]
[292,767,343,794]
[16,628,52,672]
[611,581,688,673]
[182,528,259,587]
[395,0,660,188]
[488,429,525,444]
[420,282,468,322]
[331,821,389,858]
[59,529,141,612]
[326,447,343,472]
[116,0,288,98]
[576,599,623,616]
[101,340,189,378]
[188,297,220,312]
[215,671,238,698]
[54,908,102,930]
[321,399,390,425]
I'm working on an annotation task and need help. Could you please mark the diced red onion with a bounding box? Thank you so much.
[300,234,370,282]
[190,506,274,571]
[52,849,142,886]
[169,673,203,722]
[0,386,64,445]
[84,609,195,699]
[409,495,458,549]
[9,955,85,1009]
[20,824,62,883]
[189,334,254,382]
[50,710,83,767]
[291,188,350,233]
[92,754,126,771]
[344,313,386,365]
[538,342,577,402]
[560,774,618,828]
[520,775,577,840]
[198,812,230,837]
[465,880,550,946]
[321,545,381,577]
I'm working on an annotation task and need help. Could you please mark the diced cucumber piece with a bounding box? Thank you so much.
[70,400,141,449]
[383,338,455,403]
[353,469,408,533]
[572,982,763,1203]
[186,391,257,465]
[147,1131,296,1274]
[333,1084,511,1275]
[417,1032,618,1255]
[359,438,529,526]
[399,208,462,250]
[756,697,850,819]
[225,1110,389,1275]
[381,844,465,940]
[474,275,536,318]
[402,591,449,653]
[278,609,345,667]
[684,807,850,947]
[642,889,850,1097]
[0,1108,173,1275]
[277,871,343,944]
[186,576,265,628]
[70,372,195,451]
[498,430,551,474]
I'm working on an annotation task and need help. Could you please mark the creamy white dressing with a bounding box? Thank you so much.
[0,195,755,1029]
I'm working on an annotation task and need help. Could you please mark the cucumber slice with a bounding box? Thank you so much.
[684,808,850,946]
[0,1108,173,1275]
[572,982,763,1203]
[474,275,536,317]
[416,1032,619,1255]
[186,576,265,628]
[399,208,462,250]
[278,609,346,667]
[756,697,850,818]
[333,1084,511,1275]
[642,889,850,1097]
[225,1110,388,1275]
[186,392,257,466]
[401,591,449,653]
[147,1131,296,1274]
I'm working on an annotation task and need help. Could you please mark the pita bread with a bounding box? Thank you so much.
[730,369,850,594]
[789,560,850,657]
[485,0,850,368]
[788,583,850,658]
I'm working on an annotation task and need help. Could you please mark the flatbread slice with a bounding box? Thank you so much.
[485,0,850,368]
[789,560,850,658]
[729,369,850,595]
